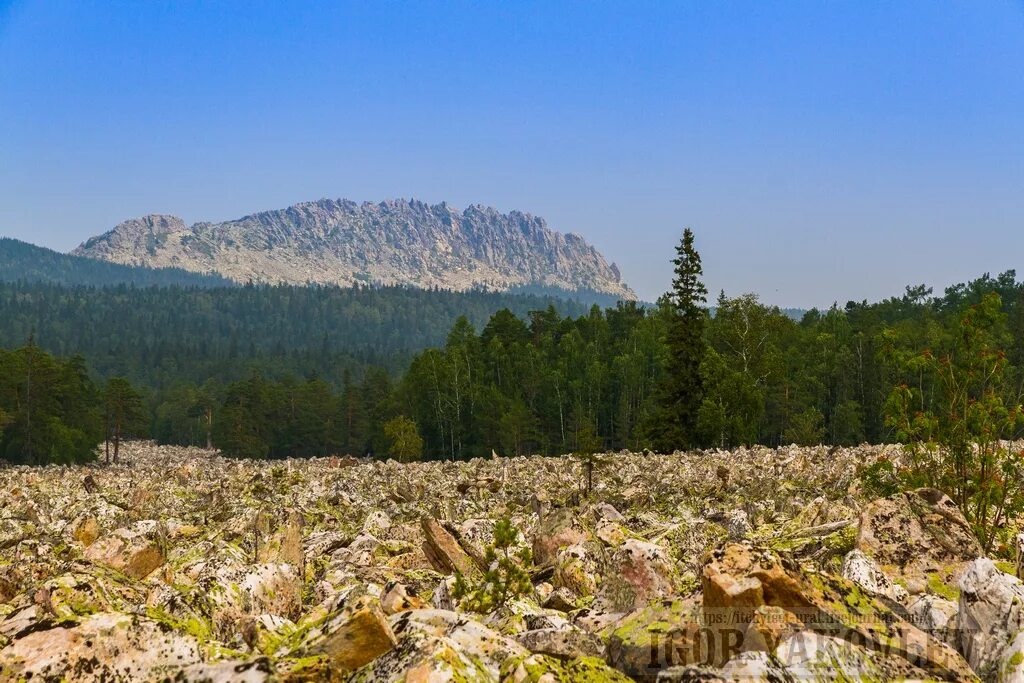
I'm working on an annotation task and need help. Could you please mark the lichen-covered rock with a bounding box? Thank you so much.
[605,597,704,682]
[171,657,276,682]
[380,580,428,615]
[296,594,397,672]
[958,557,1024,679]
[501,653,633,682]
[0,611,202,681]
[553,542,603,598]
[856,487,982,595]
[598,539,676,611]
[83,520,167,579]
[421,516,479,577]
[906,593,958,647]
[517,626,605,659]
[533,508,590,568]
[391,608,527,674]
[701,541,977,680]
[840,548,909,603]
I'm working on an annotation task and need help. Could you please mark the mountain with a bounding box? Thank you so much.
[72,199,635,300]
[0,237,234,288]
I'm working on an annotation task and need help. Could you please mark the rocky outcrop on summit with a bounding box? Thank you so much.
[73,199,635,299]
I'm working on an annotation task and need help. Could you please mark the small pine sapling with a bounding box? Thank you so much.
[452,517,533,612]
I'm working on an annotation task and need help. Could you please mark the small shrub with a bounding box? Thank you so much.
[453,518,532,612]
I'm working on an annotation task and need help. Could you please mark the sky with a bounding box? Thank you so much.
[2,1,1023,307]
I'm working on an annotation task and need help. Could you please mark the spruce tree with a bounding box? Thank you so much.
[646,228,708,452]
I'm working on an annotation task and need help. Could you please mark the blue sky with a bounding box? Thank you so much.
[2,1,1023,306]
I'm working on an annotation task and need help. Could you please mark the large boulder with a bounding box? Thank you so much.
[532,508,590,567]
[421,516,479,577]
[598,539,676,612]
[604,597,704,682]
[83,520,167,580]
[294,594,397,674]
[552,541,604,598]
[0,611,202,681]
[958,558,1024,680]
[701,542,977,680]
[350,608,527,681]
[856,488,982,595]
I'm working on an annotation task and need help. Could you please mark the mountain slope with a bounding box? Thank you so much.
[0,237,234,288]
[72,199,635,299]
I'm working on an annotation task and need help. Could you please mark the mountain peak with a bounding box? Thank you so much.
[73,199,634,299]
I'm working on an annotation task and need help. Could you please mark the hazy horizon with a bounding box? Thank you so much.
[3,1,1024,307]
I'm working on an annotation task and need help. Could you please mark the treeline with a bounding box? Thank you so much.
[0,237,234,288]
[0,344,99,463]
[142,269,1024,461]
[4,264,1024,464]
[0,281,590,388]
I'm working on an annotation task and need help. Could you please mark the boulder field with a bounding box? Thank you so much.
[0,441,1021,682]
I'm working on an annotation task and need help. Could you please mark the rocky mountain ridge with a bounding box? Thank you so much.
[1,442,1022,681]
[72,199,635,299]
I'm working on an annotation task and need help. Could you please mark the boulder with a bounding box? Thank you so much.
[599,538,676,611]
[502,653,633,682]
[299,595,397,672]
[605,597,704,682]
[958,557,1024,678]
[380,581,427,615]
[774,630,934,681]
[532,508,589,567]
[421,516,478,577]
[541,587,578,612]
[856,488,982,594]
[70,516,100,547]
[516,626,604,659]
[83,521,166,580]
[841,548,909,603]
[0,611,201,682]
[553,542,603,598]
[906,593,958,646]
[701,542,976,680]
[349,608,526,681]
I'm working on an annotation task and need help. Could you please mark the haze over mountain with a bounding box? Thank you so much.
[72,198,635,301]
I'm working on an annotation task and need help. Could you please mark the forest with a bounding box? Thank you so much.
[1,255,1022,464]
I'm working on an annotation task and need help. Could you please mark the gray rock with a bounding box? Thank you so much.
[73,199,636,299]
[517,626,605,659]
[959,558,1024,678]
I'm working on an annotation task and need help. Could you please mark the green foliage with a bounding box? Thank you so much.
[0,342,104,464]
[0,237,233,288]
[0,281,589,389]
[644,229,708,452]
[452,518,533,613]
[7,258,1024,471]
[784,407,826,446]
[858,458,902,498]
[882,292,1024,552]
[383,415,423,462]
[102,376,146,463]
[213,374,351,459]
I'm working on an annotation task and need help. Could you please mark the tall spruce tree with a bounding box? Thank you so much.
[646,228,708,452]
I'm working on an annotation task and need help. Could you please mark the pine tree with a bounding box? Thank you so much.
[103,377,145,464]
[645,229,708,452]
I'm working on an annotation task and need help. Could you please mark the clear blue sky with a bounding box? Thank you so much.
[2,1,1023,306]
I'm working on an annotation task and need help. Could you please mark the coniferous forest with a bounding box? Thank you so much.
[2,237,1023,464]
